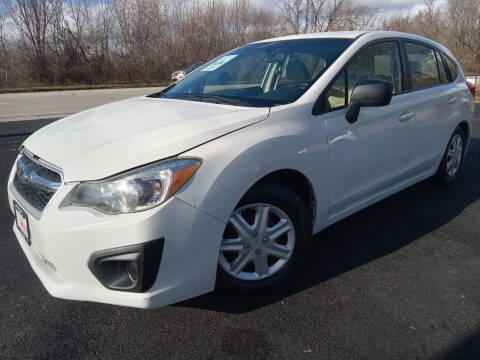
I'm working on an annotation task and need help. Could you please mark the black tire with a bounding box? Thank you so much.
[434,126,466,185]
[216,184,312,291]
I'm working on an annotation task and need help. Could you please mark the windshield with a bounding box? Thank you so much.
[151,38,354,107]
[188,62,204,71]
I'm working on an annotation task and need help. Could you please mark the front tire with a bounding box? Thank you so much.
[434,126,466,185]
[217,185,311,291]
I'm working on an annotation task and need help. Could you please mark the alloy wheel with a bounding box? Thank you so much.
[446,134,463,177]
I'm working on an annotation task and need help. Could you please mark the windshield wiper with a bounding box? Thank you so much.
[177,94,244,106]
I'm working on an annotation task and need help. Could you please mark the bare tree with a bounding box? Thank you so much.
[0,0,478,87]
[1,0,61,83]
[248,7,277,41]
[0,2,8,86]
[114,0,168,81]
[279,0,305,33]
[447,0,480,56]
[324,1,373,31]
[279,0,372,34]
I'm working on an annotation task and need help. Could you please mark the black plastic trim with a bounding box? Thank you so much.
[398,40,411,91]
[88,238,164,293]
[439,52,452,82]
[350,79,393,107]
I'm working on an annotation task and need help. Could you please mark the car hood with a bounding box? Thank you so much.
[23,96,270,182]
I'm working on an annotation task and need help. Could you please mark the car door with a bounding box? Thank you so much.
[402,42,451,174]
[319,41,418,220]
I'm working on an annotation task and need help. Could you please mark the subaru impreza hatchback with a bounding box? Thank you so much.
[8,31,475,308]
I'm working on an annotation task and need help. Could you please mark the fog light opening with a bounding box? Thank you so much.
[88,239,164,293]
[127,262,139,282]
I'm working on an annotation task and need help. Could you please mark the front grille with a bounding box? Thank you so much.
[13,153,62,212]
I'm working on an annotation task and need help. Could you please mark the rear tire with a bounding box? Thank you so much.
[217,184,311,291]
[434,126,466,185]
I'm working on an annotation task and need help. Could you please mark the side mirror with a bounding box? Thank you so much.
[345,80,393,124]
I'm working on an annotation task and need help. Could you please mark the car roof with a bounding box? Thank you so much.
[254,31,453,58]
[256,31,435,45]
[256,31,368,43]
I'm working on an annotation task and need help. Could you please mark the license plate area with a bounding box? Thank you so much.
[14,201,31,245]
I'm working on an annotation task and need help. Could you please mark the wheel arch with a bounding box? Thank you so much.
[178,115,330,233]
[243,169,317,224]
[458,120,470,146]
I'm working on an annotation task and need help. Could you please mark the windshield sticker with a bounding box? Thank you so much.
[201,55,238,71]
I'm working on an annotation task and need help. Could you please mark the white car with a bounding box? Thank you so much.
[7,31,475,308]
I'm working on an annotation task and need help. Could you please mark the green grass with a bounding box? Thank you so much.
[0,83,169,94]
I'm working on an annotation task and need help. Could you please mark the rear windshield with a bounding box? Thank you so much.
[151,38,354,107]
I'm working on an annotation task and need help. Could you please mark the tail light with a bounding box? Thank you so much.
[467,81,476,97]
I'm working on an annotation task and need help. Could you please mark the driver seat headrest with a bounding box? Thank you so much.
[285,60,310,82]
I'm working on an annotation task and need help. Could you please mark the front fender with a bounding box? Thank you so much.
[176,103,330,234]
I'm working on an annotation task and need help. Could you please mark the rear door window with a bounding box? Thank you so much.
[405,42,440,89]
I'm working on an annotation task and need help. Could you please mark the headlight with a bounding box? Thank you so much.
[71,158,201,214]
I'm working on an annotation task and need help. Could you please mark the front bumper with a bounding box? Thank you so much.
[7,161,225,308]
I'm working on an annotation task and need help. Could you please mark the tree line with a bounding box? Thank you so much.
[0,0,478,88]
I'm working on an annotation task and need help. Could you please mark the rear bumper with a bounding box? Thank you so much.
[7,163,225,308]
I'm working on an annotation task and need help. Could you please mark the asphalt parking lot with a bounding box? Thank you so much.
[0,105,479,359]
[0,87,162,122]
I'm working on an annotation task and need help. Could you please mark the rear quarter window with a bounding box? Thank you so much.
[435,51,449,84]
[444,55,458,81]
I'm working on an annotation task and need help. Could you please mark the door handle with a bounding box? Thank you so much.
[399,112,415,123]
[448,97,457,105]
